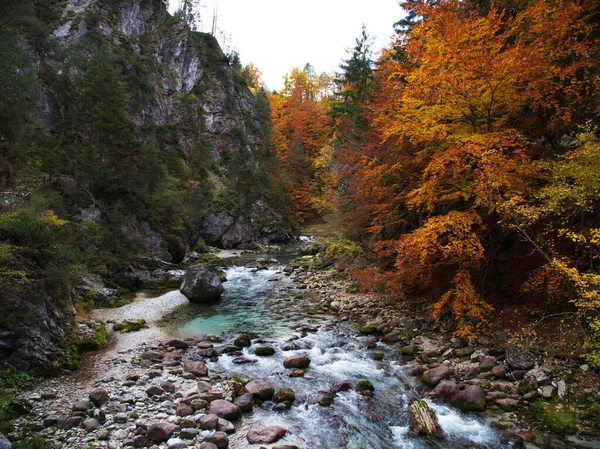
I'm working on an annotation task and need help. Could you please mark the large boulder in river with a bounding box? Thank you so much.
[180,264,224,302]
[408,400,442,437]
[209,400,242,421]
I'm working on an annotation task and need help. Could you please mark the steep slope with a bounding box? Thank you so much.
[0,0,294,371]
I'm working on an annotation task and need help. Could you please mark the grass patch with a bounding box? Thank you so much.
[532,400,578,434]
[0,368,41,433]
[112,319,147,332]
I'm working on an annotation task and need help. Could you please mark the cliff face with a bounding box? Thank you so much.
[0,0,294,371]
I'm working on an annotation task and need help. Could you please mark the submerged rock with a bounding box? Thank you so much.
[408,400,442,437]
[180,264,224,302]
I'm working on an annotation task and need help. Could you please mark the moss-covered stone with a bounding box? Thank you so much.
[372,352,384,361]
[273,387,295,404]
[112,319,147,332]
[254,346,275,356]
[356,380,375,393]
[358,326,377,335]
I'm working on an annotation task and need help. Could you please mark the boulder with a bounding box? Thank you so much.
[166,339,189,349]
[246,425,288,444]
[89,388,109,407]
[283,355,311,369]
[408,400,442,437]
[273,387,295,403]
[218,418,235,433]
[422,365,451,387]
[203,431,229,449]
[430,381,460,401]
[147,422,179,442]
[452,385,486,412]
[254,346,275,356]
[146,385,165,396]
[180,264,224,302]
[140,351,163,360]
[184,359,208,377]
[82,418,101,432]
[505,345,535,370]
[245,379,275,400]
[234,392,254,412]
[234,334,252,347]
[209,399,242,420]
[478,357,496,373]
[199,414,219,430]
[176,403,193,416]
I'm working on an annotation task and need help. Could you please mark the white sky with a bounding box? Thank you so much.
[172,1,403,91]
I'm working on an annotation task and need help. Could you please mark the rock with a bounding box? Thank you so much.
[246,425,288,444]
[430,381,460,401]
[505,345,535,370]
[298,242,320,255]
[478,358,496,372]
[167,439,187,449]
[355,380,375,395]
[234,334,252,347]
[402,345,417,356]
[422,365,451,387]
[140,350,163,360]
[496,398,519,411]
[180,264,224,302]
[146,385,165,396]
[203,431,229,449]
[191,398,209,410]
[408,400,442,437]
[234,392,254,412]
[283,355,311,369]
[218,418,235,433]
[289,368,305,377]
[452,385,486,412]
[60,416,83,430]
[146,422,179,442]
[333,381,353,393]
[82,418,101,432]
[492,364,507,378]
[557,380,567,398]
[382,333,401,344]
[184,359,208,376]
[541,385,557,400]
[199,414,219,430]
[273,388,295,403]
[280,342,300,351]
[166,339,189,349]
[254,346,275,356]
[245,379,275,400]
[43,417,58,427]
[196,444,218,449]
[176,403,193,416]
[89,388,109,407]
[455,346,475,357]
[318,394,334,406]
[72,400,92,411]
[180,428,200,439]
[209,399,242,420]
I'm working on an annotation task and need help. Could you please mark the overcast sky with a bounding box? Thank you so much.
[172,1,403,91]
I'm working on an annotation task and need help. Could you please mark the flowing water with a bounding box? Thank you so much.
[157,254,511,449]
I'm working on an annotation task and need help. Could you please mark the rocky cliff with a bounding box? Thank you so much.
[0,0,294,371]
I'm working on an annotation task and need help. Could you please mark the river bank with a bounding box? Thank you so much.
[7,249,600,449]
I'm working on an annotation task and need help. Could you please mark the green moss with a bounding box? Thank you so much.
[358,326,377,335]
[273,387,295,403]
[532,400,578,434]
[356,380,375,392]
[112,319,147,332]
[0,368,41,433]
[372,353,384,361]
[254,346,275,356]
[76,323,108,351]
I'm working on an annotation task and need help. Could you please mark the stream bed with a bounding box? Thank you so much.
[139,257,508,449]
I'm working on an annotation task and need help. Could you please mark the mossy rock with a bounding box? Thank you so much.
[273,387,295,403]
[356,380,375,393]
[113,319,147,332]
[254,346,275,356]
[532,400,578,435]
[358,326,377,335]
[234,335,252,348]
[372,353,384,361]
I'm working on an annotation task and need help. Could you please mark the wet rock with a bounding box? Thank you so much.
[234,392,254,412]
[318,394,334,406]
[430,381,460,401]
[199,347,218,357]
[165,339,189,349]
[209,399,242,420]
[452,385,486,412]
[283,355,311,369]
[196,444,218,449]
[505,345,535,370]
[199,414,219,430]
[83,418,101,432]
[180,264,224,302]
[289,368,305,377]
[246,425,288,444]
[245,379,275,399]
[422,365,451,387]
[356,380,375,395]
[333,381,353,393]
[0,432,9,449]
[280,342,300,351]
[140,351,163,360]
[254,346,276,356]
[408,400,442,437]
[184,359,208,377]
[234,334,252,348]
[147,422,178,442]
[89,388,109,407]
[203,431,229,449]
[232,356,258,364]
[273,387,295,403]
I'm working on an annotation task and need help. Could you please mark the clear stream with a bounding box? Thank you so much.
[157,254,510,449]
